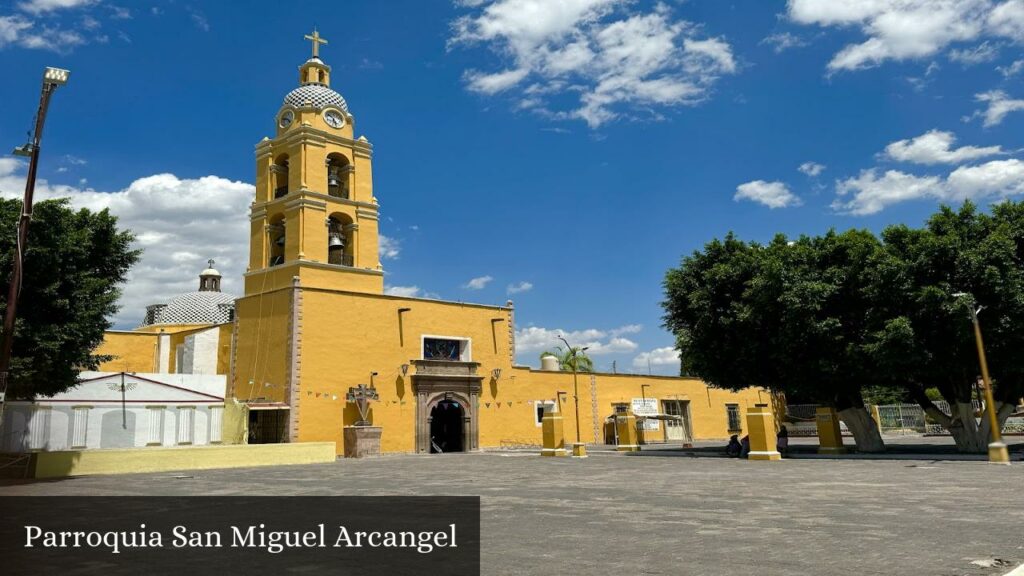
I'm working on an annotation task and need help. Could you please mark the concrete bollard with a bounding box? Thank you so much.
[541,405,568,457]
[746,404,781,461]
[815,407,848,455]
[615,410,640,452]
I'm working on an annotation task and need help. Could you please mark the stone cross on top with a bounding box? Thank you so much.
[346,383,378,426]
[304,28,328,58]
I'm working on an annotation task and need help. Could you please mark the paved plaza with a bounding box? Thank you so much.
[5,444,1024,576]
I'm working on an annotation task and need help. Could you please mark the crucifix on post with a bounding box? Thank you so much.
[345,383,379,427]
[107,372,137,429]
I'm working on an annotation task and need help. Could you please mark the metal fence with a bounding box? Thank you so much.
[875,403,927,435]
[786,400,1022,436]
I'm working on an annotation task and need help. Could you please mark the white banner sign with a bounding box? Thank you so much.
[631,398,658,417]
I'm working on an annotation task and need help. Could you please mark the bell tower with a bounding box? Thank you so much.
[245,30,383,296]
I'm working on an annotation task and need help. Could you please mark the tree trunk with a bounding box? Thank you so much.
[837,406,886,453]
[977,401,1016,446]
[946,402,986,453]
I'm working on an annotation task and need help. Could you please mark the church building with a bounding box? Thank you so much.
[95,32,768,456]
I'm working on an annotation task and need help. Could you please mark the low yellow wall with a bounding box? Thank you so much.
[32,442,337,479]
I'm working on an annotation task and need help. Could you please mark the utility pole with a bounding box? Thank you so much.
[0,67,70,424]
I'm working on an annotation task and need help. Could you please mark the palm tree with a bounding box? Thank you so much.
[540,346,594,373]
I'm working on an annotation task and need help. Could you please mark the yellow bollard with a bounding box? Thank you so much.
[615,410,640,452]
[816,407,848,455]
[746,404,781,460]
[541,405,568,457]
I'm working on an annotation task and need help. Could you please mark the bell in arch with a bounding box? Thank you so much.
[329,234,345,248]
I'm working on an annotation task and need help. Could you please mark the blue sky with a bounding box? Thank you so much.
[3,0,1024,374]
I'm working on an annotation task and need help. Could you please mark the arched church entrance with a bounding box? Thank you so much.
[412,360,481,454]
[429,399,464,453]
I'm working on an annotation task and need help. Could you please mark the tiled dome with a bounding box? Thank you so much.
[283,84,348,112]
[142,291,236,326]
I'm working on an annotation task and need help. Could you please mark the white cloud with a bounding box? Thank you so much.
[515,325,640,355]
[798,161,826,177]
[787,0,1024,72]
[948,41,1000,65]
[882,129,1004,164]
[17,0,95,14]
[833,169,944,215]
[465,67,530,94]
[832,159,1024,214]
[384,285,422,297]
[998,58,1024,76]
[760,32,809,53]
[632,346,680,370]
[450,0,737,127]
[0,160,252,329]
[734,180,802,209]
[967,90,1024,126]
[0,14,86,52]
[378,235,400,259]
[609,324,642,336]
[463,275,493,290]
[946,158,1024,199]
[506,281,533,294]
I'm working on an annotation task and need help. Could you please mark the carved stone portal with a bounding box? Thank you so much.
[412,360,482,454]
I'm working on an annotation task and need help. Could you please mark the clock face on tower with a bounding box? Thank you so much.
[279,110,294,128]
[324,110,344,129]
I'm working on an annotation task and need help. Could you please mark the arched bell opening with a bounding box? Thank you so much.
[268,214,286,267]
[326,153,352,199]
[272,154,290,199]
[326,213,353,266]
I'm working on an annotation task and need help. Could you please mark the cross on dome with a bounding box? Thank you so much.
[304,28,328,58]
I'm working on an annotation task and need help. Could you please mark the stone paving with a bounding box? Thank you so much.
[4,446,1024,576]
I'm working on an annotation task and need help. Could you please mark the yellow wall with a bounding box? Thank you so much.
[231,289,293,405]
[98,323,234,376]
[299,288,509,453]
[95,331,159,372]
[231,285,768,456]
[32,442,337,478]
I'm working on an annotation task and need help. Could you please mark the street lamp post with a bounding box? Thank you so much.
[0,67,70,424]
[952,293,1010,464]
[557,335,588,458]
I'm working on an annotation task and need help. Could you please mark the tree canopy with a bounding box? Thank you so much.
[662,200,1024,453]
[0,198,139,399]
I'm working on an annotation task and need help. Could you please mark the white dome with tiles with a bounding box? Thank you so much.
[140,261,236,326]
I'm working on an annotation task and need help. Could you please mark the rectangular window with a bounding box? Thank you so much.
[422,337,470,361]
[726,404,742,432]
[177,407,195,445]
[28,407,51,450]
[209,406,223,444]
[534,401,557,427]
[71,406,90,448]
[147,407,165,446]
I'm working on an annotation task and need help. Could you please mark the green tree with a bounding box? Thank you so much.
[663,230,889,452]
[0,198,139,399]
[540,346,594,373]
[872,201,1024,452]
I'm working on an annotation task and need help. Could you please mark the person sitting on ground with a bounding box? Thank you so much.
[740,435,750,459]
[726,434,741,457]
[777,425,789,457]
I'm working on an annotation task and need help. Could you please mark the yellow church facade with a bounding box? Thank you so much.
[97,33,768,456]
